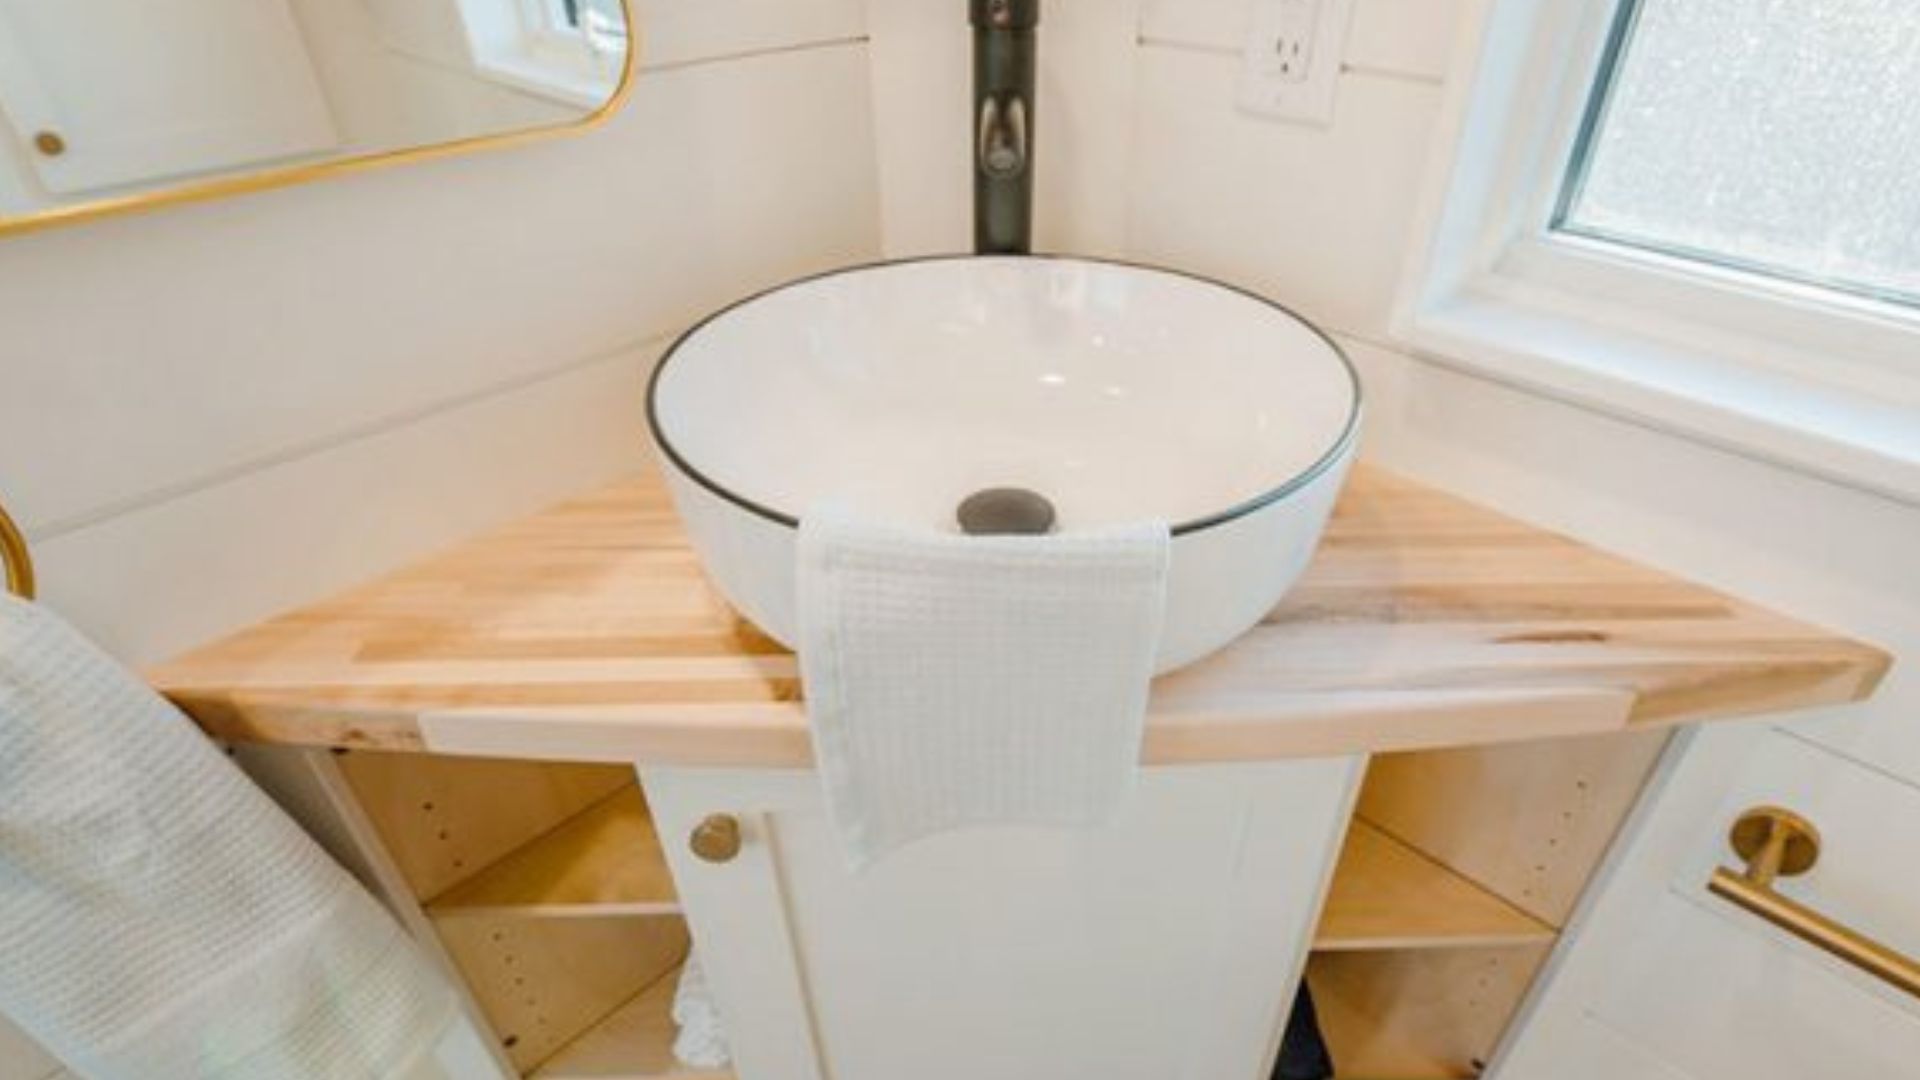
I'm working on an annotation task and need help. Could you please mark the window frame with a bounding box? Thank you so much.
[1395,0,1920,504]
[450,0,626,109]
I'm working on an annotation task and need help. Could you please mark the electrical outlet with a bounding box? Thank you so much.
[1237,0,1352,125]
[1263,0,1320,83]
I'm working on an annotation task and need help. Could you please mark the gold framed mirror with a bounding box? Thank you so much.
[0,0,635,238]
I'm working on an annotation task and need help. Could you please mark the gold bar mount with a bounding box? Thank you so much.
[1709,805,1920,999]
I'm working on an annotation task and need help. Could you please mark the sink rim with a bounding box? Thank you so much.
[645,253,1363,539]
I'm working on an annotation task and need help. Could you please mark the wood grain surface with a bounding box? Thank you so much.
[148,464,1889,763]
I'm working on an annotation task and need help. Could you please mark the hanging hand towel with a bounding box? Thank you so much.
[669,947,729,1070]
[0,594,459,1080]
[797,505,1170,869]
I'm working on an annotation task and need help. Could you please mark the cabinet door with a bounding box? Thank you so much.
[1495,725,1920,1079]
[643,759,1363,1080]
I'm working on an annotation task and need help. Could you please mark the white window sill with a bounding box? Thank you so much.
[1396,292,1920,507]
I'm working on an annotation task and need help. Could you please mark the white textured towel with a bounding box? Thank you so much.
[669,947,730,1070]
[797,506,1171,868]
[0,594,458,1079]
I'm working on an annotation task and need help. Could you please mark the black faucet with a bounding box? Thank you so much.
[971,0,1037,254]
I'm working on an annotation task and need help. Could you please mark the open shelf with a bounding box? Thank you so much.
[429,784,679,919]
[1313,819,1556,952]
[533,965,732,1080]
[437,913,691,1074]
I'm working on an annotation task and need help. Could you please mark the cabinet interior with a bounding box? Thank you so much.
[326,728,1669,1079]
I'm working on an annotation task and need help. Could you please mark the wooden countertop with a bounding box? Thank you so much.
[149,464,1889,765]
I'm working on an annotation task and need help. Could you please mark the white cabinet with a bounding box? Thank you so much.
[1494,724,1920,1080]
[643,759,1365,1080]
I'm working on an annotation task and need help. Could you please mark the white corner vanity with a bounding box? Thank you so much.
[147,461,1887,1079]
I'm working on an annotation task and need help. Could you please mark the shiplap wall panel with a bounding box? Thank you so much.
[31,345,653,663]
[1032,0,1143,257]
[1347,0,1465,81]
[870,0,1455,260]
[1127,47,1442,338]
[1139,0,1462,81]
[637,0,866,68]
[865,0,969,256]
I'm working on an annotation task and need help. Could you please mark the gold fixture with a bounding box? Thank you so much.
[0,496,34,599]
[1709,805,1920,999]
[0,0,638,241]
[690,813,742,864]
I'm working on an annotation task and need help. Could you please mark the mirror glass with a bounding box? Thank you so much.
[0,0,631,229]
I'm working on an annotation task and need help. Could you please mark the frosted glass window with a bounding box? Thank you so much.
[1556,0,1920,308]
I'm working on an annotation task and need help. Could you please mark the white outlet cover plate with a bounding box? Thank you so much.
[1236,0,1354,126]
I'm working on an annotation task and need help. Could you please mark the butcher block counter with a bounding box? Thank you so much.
[147,462,1888,764]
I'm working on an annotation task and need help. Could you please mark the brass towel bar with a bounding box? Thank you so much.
[1710,806,1920,1000]
[0,496,33,599]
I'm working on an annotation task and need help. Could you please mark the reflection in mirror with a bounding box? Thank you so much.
[0,0,631,227]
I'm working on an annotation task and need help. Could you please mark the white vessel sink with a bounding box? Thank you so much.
[647,256,1361,673]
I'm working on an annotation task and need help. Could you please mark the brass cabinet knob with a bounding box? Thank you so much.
[690,813,742,864]
[33,131,65,157]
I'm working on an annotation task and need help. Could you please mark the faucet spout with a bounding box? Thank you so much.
[971,0,1038,254]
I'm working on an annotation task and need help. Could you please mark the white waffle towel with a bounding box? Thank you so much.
[0,594,458,1079]
[797,506,1171,868]
[669,947,729,1070]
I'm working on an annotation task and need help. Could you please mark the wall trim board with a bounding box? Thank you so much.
[641,35,871,77]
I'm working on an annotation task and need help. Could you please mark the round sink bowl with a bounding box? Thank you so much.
[647,255,1361,673]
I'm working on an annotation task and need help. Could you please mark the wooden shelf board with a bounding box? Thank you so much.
[429,784,679,918]
[533,965,731,1080]
[1313,819,1556,952]
[439,914,689,1073]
